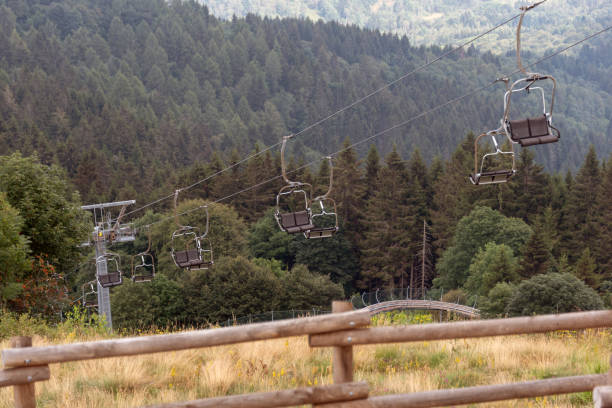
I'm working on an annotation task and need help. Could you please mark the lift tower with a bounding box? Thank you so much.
[81,200,135,329]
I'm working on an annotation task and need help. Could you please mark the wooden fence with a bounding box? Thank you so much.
[2,302,612,408]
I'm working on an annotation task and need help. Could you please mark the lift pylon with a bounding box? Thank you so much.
[81,200,135,330]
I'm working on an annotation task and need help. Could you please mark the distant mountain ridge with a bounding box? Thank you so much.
[200,0,612,54]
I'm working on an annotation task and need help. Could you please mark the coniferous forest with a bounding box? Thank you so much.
[0,0,611,329]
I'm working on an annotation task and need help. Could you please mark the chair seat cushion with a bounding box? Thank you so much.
[508,116,559,146]
[280,211,313,232]
[305,227,338,239]
[98,272,122,287]
[471,170,513,185]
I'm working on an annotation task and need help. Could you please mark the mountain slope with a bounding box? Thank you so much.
[0,0,610,205]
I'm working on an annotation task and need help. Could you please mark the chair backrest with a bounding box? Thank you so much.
[174,250,189,266]
[280,211,311,229]
[508,116,559,146]
[98,272,122,287]
[187,248,200,262]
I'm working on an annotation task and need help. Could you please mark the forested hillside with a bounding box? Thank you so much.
[0,0,611,208]
[202,0,612,54]
[0,0,611,328]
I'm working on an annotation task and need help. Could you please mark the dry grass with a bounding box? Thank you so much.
[1,328,610,407]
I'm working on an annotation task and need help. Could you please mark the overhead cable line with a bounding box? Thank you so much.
[135,23,611,232]
[120,6,534,221]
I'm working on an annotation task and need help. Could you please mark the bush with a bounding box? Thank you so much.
[280,264,344,310]
[0,311,51,339]
[181,255,283,324]
[464,243,518,298]
[480,282,517,318]
[111,275,186,330]
[507,273,604,316]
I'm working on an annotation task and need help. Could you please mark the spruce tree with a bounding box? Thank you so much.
[560,146,601,262]
[334,139,364,237]
[431,133,492,255]
[574,247,599,290]
[358,147,415,290]
[363,144,380,202]
[596,154,612,279]
[517,221,552,279]
[505,148,549,222]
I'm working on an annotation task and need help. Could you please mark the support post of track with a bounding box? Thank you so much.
[331,301,354,383]
[11,337,36,408]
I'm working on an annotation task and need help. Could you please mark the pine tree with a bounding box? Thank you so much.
[574,247,599,289]
[363,144,380,202]
[595,154,612,279]
[517,221,552,279]
[431,133,493,256]
[407,148,430,220]
[560,146,601,262]
[334,139,364,237]
[504,148,549,222]
[358,147,415,290]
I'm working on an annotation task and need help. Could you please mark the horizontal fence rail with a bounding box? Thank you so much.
[143,382,369,408]
[1,309,370,368]
[310,310,612,347]
[2,302,611,408]
[316,374,608,408]
[0,366,50,388]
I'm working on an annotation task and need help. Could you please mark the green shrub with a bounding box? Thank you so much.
[507,273,604,316]
[0,310,52,339]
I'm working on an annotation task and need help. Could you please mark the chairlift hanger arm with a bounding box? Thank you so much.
[173,189,184,229]
[516,0,548,76]
[280,135,300,186]
[313,156,334,202]
[201,205,209,239]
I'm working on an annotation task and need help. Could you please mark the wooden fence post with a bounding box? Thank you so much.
[332,301,354,383]
[10,337,36,408]
[594,355,612,408]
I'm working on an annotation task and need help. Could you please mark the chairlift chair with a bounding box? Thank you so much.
[81,281,97,308]
[131,227,155,282]
[469,129,516,185]
[171,190,214,270]
[96,252,123,288]
[502,6,560,147]
[304,156,339,239]
[275,135,315,234]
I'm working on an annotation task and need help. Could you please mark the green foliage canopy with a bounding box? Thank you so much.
[0,153,88,273]
[0,193,30,305]
[464,242,519,298]
[434,206,532,290]
[507,272,604,316]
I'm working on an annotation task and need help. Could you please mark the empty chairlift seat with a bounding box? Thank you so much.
[97,272,122,288]
[304,226,338,239]
[470,169,515,185]
[469,130,516,186]
[279,210,314,234]
[173,248,203,268]
[507,115,559,146]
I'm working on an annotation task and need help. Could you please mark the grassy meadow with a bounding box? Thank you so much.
[0,313,610,407]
